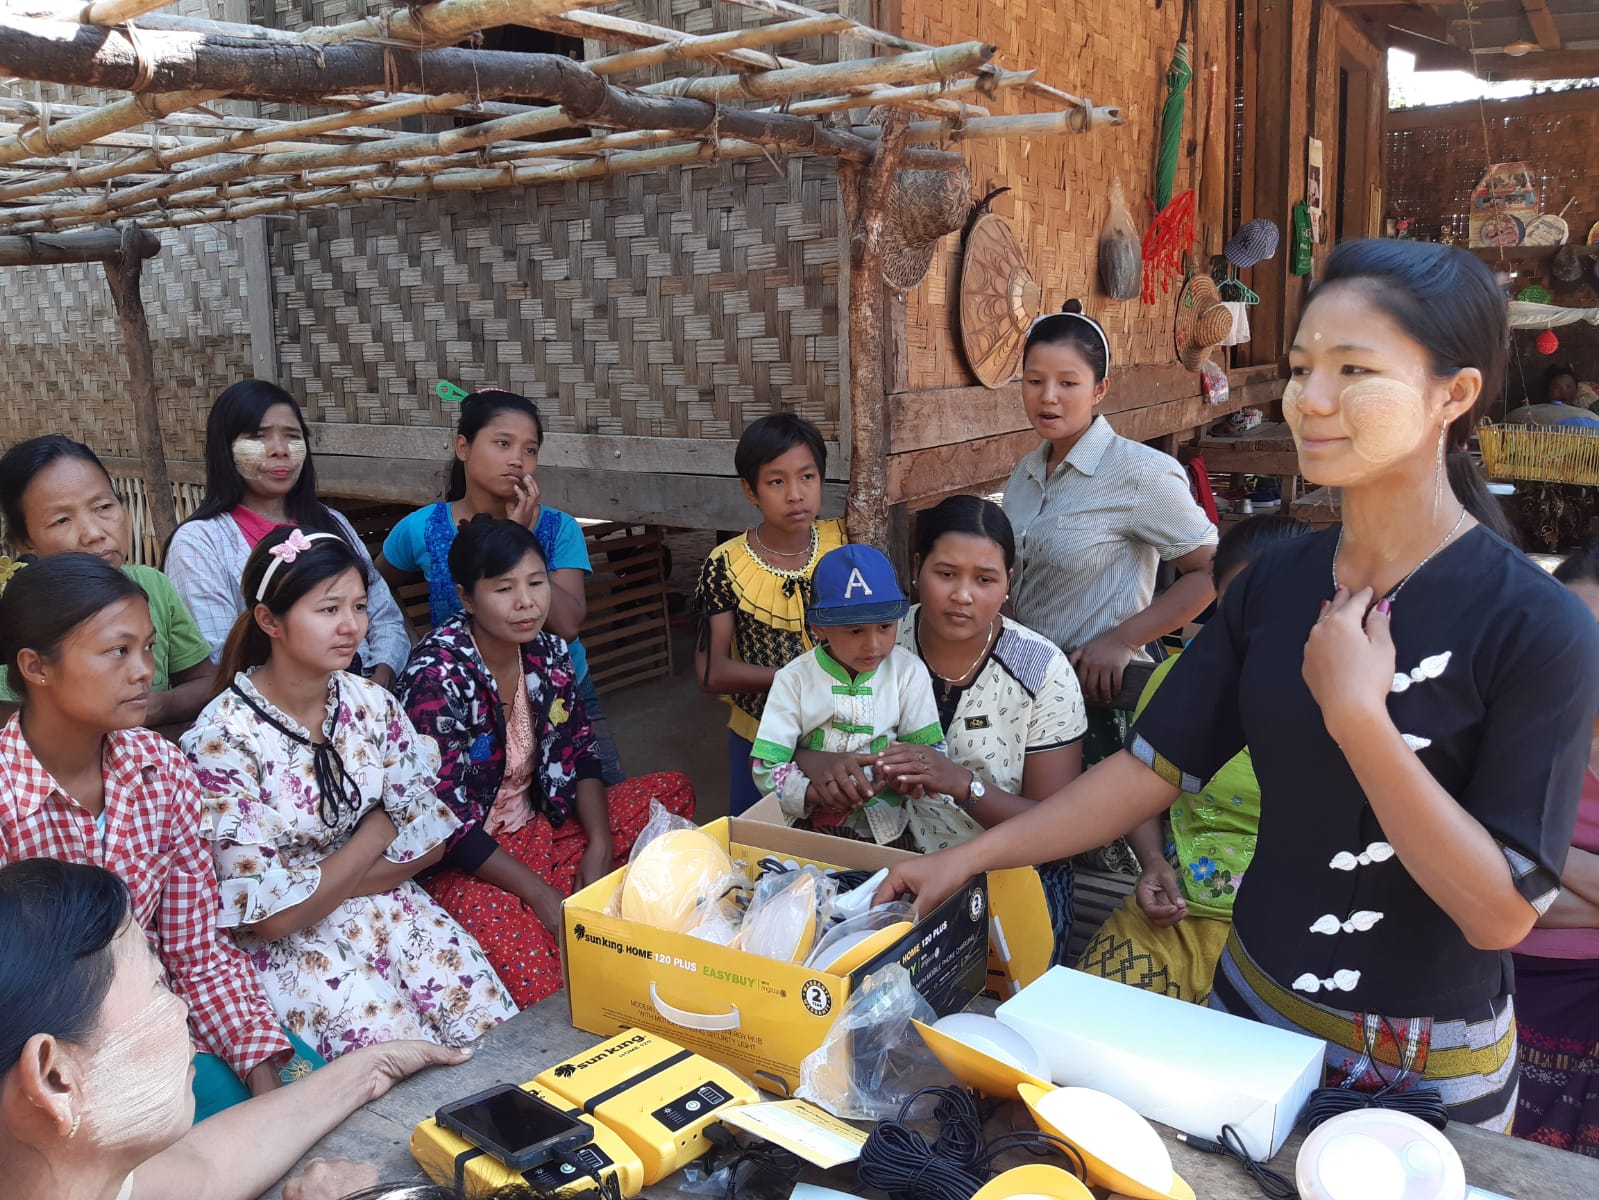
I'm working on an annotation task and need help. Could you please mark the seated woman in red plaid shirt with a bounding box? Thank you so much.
[0,553,320,1122]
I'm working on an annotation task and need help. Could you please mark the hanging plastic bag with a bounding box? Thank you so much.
[1200,360,1230,407]
[1098,177,1143,301]
[795,964,944,1120]
[1291,202,1313,276]
[734,866,836,963]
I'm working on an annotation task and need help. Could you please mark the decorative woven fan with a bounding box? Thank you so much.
[1174,274,1233,372]
[960,212,1043,389]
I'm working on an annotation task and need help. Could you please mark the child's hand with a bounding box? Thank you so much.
[794,750,879,810]
[1134,860,1188,928]
[507,472,541,527]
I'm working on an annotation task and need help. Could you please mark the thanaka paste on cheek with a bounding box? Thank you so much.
[1338,377,1429,466]
[1281,378,1305,442]
[232,436,306,486]
[79,990,193,1150]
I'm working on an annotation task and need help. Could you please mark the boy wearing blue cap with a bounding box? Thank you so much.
[751,545,946,845]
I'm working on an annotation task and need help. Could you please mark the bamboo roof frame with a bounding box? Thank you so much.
[0,1,1124,234]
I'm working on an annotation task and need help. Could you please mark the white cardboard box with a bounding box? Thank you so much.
[997,966,1324,1158]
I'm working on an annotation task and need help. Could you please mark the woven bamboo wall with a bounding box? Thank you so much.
[259,0,845,443]
[0,0,258,463]
[1386,88,1599,245]
[272,158,843,441]
[898,0,1235,388]
[0,222,255,463]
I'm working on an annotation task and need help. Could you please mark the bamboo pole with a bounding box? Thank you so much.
[101,223,176,548]
[0,225,158,265]
[75,132,962,231]
[0,88,222,165]
[78,0,175,24]
[722,0,931,53]
[0,38,993,229]
[0,96,409,141]
[844,109,909,550]
[297,0,577,48]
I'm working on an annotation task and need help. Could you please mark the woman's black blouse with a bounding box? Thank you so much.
[1131,525,1599,1017]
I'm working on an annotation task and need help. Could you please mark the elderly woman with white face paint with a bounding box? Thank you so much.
[879,240,1599,1129]
[0,859,468,1200]
[165,380,410,689]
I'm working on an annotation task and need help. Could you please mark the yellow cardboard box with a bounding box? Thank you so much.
[410,1080,645,1198]
[740,794,1054,1000]
[562,817,988,1097]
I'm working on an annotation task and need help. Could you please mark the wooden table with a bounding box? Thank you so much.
[263,994,1599,1199]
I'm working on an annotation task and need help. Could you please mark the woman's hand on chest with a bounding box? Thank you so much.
[1303,586,1397,743]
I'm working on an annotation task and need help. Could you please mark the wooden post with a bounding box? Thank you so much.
[843,109,909,550]
[102,224,177,549]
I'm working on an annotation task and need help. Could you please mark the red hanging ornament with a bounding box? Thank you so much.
[1536,328,1560,356]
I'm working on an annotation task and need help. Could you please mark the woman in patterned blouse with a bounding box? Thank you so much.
[183,528,516,1060]
[399,517,694,1009]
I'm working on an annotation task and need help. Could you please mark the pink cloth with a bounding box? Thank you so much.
[230,505,287,550]
[484,680,534,837]
[1517,766,1599,960]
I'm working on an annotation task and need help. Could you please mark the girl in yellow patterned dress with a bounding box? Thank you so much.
[695,415,846,814]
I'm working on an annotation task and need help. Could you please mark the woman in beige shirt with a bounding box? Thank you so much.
[1004,301,1218,773]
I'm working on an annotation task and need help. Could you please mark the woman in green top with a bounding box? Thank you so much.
[0,436,214,736]
[1077,515,1311,1003]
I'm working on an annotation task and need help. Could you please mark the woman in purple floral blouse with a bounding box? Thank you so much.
[398,517,695,1007]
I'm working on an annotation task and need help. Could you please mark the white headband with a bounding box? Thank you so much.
[255,530,346,603]
[1027,310,1112,373]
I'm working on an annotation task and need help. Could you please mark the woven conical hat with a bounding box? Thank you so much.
[960,212,1043,389]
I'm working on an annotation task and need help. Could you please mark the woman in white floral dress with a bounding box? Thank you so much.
[183,528,516,1060]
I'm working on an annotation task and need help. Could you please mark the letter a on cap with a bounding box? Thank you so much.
[844,567,874,599]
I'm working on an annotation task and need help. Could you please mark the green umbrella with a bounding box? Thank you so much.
[1155,38,1192,212]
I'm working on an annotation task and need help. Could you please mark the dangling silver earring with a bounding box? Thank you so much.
[67,1112,81,1140]
[1434,423,1447,521]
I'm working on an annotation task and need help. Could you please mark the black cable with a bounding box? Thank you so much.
[698,1122,803,1200]
[856,1087,1087,1200]
[555,1147,622,1200]
[1175,1125,1297,1200]
[1303,1014,1448,1132]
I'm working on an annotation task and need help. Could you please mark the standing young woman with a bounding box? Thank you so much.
[377,390,622,784]
[880,241,1599,1127]
[165,381,410,688]
[398,517,694,1008]
[0,554,313,1121]
[183,529,515,1060]
[0,436,213,733]
[1004,301,1217,753]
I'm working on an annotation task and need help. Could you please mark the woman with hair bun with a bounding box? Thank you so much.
[182,527,515,1061]
[882,241,1599,1127]
[1002,299,1218,869]
[398,516,693,1009]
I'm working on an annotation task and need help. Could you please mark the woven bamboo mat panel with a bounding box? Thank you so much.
[0,222,255,462]
[271,155,843,441]
[1387,97,1599,245]
[109,474,207,568]
[902,0,1234,389]
[597,0,840,86]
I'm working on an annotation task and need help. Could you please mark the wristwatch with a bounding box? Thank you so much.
[959,772,987,812]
